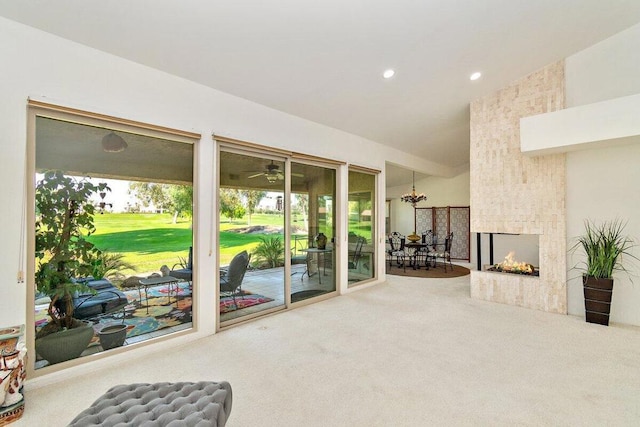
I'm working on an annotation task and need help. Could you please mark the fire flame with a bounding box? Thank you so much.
[494,252,533,274]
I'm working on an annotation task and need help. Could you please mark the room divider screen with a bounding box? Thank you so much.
[415,206,470,260]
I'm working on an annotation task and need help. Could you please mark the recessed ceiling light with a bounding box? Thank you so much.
[470,72,482,81]
[383,69,395,79]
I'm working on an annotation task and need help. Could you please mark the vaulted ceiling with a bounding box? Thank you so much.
[2,0,640,185]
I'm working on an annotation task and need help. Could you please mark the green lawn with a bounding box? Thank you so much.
[88,213,302,274]
[89,213,193,274]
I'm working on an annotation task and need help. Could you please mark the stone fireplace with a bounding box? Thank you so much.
[469,61,567,314]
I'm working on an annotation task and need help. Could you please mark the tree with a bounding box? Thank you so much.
[35,171,108,330]
[128,182,171,212]
[220,189,245,222]
[129,182,193,223]
[241,190,266,226]
[294,193,309,231]
[169,185,193,223]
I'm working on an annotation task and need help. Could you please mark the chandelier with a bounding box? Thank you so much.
[400,171,427,207]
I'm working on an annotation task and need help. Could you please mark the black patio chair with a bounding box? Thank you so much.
[220,250,251,308]
[169,246,193,282]
[348,236,366,281]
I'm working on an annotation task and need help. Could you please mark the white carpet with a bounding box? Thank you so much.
[16,275,640,426]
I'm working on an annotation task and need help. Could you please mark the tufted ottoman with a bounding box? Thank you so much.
[68,381,232,427]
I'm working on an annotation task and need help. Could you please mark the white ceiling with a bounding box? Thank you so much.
[2,0,640,184]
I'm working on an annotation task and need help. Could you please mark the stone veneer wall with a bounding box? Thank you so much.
[469,61,567,313]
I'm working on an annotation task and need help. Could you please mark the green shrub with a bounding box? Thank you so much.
[252,236,285,268]
[87,250,136,280]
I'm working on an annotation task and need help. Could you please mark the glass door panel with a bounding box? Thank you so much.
[219,150,285,323]
[33,115,195,370]
[348,170,376,285]
[290,162,336,302]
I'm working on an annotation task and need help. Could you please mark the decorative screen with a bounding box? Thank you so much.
[415,206,470,261]
[450,207,470,260]
[415,208,433,235]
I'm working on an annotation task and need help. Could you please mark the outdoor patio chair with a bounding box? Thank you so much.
[348,236,366,281]
[291,235,309,265]
[291,235,310,278]
[220,250,251,308]
[169,246,193,282]
[72,278,128,320]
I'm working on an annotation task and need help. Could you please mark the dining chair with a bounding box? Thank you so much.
[414,230,433,268]
[430,232,454,272]
[387,232,407,271]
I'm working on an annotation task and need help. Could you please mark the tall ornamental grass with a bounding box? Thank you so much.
[575,219,637,279]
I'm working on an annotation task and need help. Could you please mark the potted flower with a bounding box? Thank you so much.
[573,219,637,326]
[34,171,110,364]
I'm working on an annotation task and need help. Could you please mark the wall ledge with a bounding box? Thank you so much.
[521,92,640,156]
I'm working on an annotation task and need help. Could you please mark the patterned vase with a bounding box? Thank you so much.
[315,233,327,249]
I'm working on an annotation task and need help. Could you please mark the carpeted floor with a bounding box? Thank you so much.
[386,263,470,278]
[23,274,640,427]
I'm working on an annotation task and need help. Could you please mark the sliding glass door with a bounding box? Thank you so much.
[218,150,286,324]
[290,161,336,303]
[348,169,376,285]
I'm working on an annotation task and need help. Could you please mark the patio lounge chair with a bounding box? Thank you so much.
[73,278,128,320]
[220,250,251,308]
[169,247,193,281]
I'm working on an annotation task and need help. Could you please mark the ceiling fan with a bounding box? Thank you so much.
[247,160,302,183]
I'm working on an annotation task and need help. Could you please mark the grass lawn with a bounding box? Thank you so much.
[88,212,305,274]
[89,213,193,274]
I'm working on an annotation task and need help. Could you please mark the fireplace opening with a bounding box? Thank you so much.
[476,233,540,275]
[487,251,539,276]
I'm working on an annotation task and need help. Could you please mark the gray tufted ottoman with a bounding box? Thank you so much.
[68,381,232,427]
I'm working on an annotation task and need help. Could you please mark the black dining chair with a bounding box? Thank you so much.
[430,232,454,272]
[414,230,433,268]
[387,232,407,272]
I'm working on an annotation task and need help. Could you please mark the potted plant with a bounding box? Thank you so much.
[574,219,637,326]
[34,171,110,364]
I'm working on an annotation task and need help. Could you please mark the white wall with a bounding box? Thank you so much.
[566,24,640,107]
[565,22,640,325]
[0,17,441,377]
[388,171,470,235]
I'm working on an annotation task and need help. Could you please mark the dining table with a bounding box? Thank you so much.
[404,242,431,270]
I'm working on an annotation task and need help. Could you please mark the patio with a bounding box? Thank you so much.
[220,263,337,322]
[37,262,339,366]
